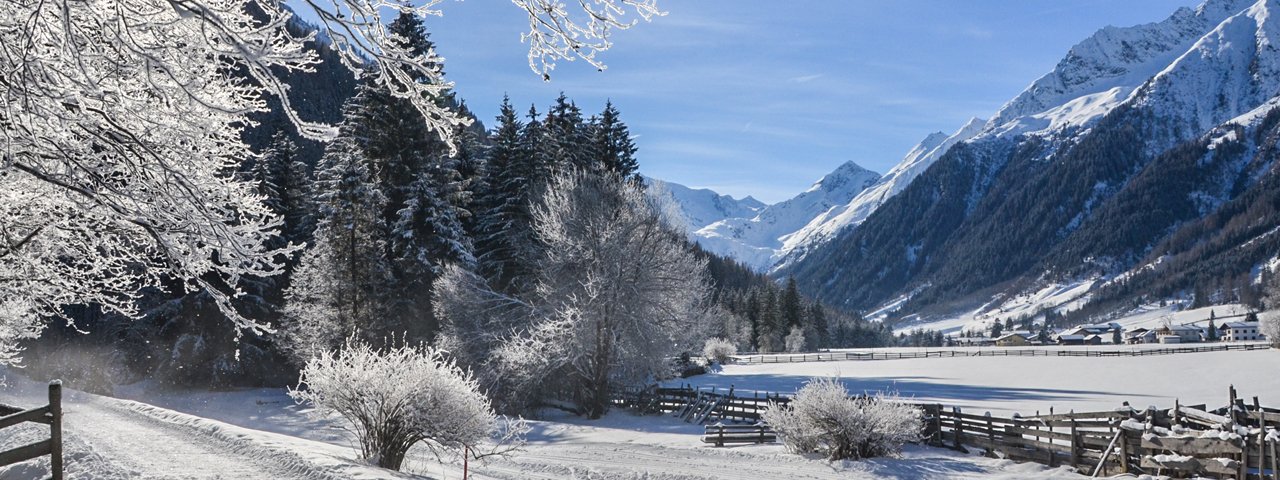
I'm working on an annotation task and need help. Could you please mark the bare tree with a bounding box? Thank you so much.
[0,0,661,363]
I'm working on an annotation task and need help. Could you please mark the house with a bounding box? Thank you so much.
[1125,328,1157,344]
[1156,324,1203,343]
[1056,334,1087,346]
[1220,322,1266,342]
[1083,334,1105,345]
[994,332,1031,347]
[1061,323,1124,344]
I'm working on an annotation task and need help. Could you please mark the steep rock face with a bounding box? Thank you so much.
[693,161,881,271]
[785,0,1280,320]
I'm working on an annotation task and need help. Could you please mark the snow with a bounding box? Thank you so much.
[889,278,1100,335]
[687,161,881,271]
[683,348,1280,418]
[643,177,766,233]
[775,118,987,272]
[0,375,1092,479]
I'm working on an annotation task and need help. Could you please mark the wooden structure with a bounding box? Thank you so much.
[734,343,1270,365]
[701,423,776,446]
[625,383,1278,479]
[0,380,63,480]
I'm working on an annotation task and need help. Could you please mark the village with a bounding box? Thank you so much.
[950,314,1269,348]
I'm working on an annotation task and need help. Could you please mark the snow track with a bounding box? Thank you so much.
[63,393,349,480]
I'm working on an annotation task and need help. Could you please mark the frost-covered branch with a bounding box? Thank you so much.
[1,0,658,364]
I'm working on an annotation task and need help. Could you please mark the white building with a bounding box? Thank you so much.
[1156,324,1203,343]
[1220,321,1266,342]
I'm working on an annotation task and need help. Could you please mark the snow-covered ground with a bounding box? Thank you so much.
[0,373,1089,479]
[684,347,1280,418]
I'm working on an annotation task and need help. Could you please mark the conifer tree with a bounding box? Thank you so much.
[282,135,395,363]
[781,277,804,330]
[588,101,639,181]
[543,93,589,171]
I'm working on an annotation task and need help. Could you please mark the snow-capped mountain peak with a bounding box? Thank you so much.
[644,177,767,234]
[772,117,987,271]
[982,0,1250,139]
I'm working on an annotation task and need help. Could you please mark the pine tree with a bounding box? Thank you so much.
[282,134,396,362]
[543,93,588,172]
[338,11,475,342]
[808,303,829,349]
[476,99,543,293]
[745,290,762,350]
[587,101,639,181]
[781,277,804,330]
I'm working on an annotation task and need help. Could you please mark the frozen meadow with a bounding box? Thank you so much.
[6,343,1277,479]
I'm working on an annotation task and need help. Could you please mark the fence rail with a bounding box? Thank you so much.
[733,343,1272,364]
[0,380,63,480]
[620,383,1279,479]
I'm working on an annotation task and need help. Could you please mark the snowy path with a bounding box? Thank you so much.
[65,394,309,479]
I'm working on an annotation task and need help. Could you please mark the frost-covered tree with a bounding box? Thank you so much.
[438,170,711,417]
[0,0,660,364]
[280,136,393,365]
[784,327,807,353]
[702,338,737,364]
[1263,275,1280,348]
[763,378,922,461]
[289,337,526,471]
[530,171,710,418]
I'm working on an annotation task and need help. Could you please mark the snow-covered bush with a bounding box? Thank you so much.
[1262,311,1280,348]
[785,327,807,353]
[763,378,922,461]
[703,338,738,364]
[290,338,525,471]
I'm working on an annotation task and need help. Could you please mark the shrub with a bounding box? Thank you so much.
[702,338,737,364]
[289,338,523,471]
[762,377,921,460]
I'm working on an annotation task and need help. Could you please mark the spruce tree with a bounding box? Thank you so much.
[588,101,639,181]
[781,277,804,330]
[543,93,588,172]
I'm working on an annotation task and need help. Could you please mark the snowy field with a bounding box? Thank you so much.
[0,373,1088,480]
[686,348,1280,417]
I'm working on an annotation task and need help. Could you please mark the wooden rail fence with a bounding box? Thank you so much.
[621,383,1279,479]
[0,380,63,480]
[734,343,1272,364]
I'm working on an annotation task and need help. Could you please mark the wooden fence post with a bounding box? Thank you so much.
[1117,427,1130,474]
[1069,416,1080,470]
[953,407,964,451]
[933,404,943,446]
[985,412,995,457]
[49,380,62,480]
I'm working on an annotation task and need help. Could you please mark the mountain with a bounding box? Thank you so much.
[645,177,767,233]
[783,0,1280,327]
[689,161,880,270]
[775,117,987,271]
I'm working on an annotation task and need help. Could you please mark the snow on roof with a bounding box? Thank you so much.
[1056,334,1087,341]
[995,333,1030,341]
[1220,322,1258,329]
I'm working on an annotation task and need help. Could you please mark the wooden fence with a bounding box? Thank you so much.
[0,380,63,480]
[622,383,1279,478]
[734,342,1272,364]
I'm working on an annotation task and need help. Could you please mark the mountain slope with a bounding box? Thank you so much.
[775,117,987,271]
[785,0,1280,324]
[692,161,880,270]
[644,177,767,233]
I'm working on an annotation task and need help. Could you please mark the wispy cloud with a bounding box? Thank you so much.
[791,73,824,83]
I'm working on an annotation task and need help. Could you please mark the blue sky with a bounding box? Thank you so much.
[374,1,1197,203]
